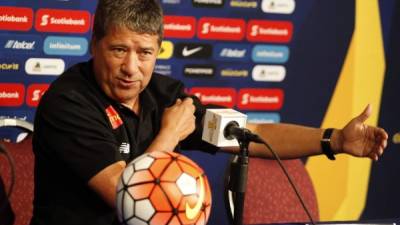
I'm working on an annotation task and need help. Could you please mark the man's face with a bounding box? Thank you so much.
[91,26,160,109]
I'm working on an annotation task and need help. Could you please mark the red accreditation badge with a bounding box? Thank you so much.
[105,105,123,129]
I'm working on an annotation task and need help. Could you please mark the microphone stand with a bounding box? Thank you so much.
[228,132,250,225]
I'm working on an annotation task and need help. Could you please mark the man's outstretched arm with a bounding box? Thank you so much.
[222,104,388,161]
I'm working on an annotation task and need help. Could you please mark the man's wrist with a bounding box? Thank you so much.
[321,128,336,160]
[331,129,344,154]
[151,130,180,152]
[320,128,344,160]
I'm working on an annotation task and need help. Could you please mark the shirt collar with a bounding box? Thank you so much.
[83,59,157,116]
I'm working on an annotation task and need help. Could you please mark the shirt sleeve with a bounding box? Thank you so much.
[147,73,222,154]
[34,89,121,183]
[178,91,222,154]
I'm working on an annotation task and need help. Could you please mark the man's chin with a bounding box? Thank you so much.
[114,91,140,104]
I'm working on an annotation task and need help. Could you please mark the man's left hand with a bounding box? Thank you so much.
[335,104,388,161]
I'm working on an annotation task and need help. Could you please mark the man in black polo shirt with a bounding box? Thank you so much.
[30,0,388,225]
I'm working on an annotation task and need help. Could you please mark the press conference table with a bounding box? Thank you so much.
[252,219,398,225]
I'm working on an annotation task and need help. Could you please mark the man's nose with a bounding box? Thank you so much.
[121,53,139,75]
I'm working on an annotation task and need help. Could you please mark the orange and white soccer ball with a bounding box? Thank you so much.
[116,151,212,225]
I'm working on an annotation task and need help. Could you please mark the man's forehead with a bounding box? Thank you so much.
[105,25,160,44]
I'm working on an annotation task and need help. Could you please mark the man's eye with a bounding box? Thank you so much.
[112,48,126,57]
[138,50,154,60]
[114,48,125,53]
[142,50,153,55]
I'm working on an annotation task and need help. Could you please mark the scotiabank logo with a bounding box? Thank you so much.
[0,7,33,31]
[35,9,91,33]
[164,16,196,39]
[238,88,284,110]
[26,84,49,107]
[0,83,25,107]
[198,17,245,41]
[190,87,236,108]
[247,20,293,43]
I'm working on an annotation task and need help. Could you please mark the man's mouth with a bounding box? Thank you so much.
[117,78,140,88]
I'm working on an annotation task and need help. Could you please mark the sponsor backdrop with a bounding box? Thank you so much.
[0,0,399,224]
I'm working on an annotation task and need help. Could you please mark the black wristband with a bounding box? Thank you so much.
[321,128,336,160]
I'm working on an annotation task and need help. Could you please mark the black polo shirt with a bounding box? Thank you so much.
[30,60,219,225]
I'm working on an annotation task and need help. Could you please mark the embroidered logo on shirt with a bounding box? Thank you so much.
[119,142,130,154]
[105,105,123,129]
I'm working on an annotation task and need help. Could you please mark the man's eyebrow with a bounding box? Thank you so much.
[140,46,156,51]
[109,43,128,48]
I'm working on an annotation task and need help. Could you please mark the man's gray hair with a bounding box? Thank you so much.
[93,0,164,45]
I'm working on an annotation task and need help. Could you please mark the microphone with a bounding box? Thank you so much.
[202,108,260,147]
[202,108,246,147]
[224,121,263,143]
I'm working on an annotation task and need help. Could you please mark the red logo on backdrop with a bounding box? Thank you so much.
[0,83,25,107]
[35,9,91,33]
[197,17,246,41]
[164,15,196,39]
[105,105,123,129]
[190,87,236,108]
[26,84,49,107]
[0,7,33,31]
[247,20,293,43]
[237,88,284,110]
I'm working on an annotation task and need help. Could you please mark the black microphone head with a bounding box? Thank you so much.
[224,121,263,143]
[223,121,240,140]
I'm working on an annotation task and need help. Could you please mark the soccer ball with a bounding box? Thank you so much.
[116,151,212,225]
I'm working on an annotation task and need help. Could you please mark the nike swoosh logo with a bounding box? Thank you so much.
[185,176,205,220]
[182,46,203,57]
